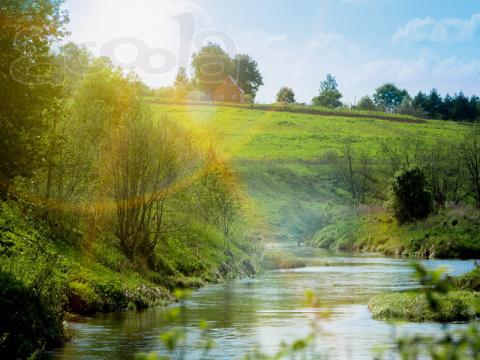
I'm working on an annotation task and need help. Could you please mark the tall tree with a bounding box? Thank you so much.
[232,54,263,101]
[191,43,232,96]
[312,74,343,109]
[0,0,68,196]
[412,91,428,115]
[373,83,409,113]
[424,88,443,118]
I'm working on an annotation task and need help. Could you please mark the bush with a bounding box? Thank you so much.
[0,202,66,358]
[0,271,65,359]
[390,168,433,224]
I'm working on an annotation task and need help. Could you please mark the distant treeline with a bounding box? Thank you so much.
[274,75,479,123]
[354,84,479,122]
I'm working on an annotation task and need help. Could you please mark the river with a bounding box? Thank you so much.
[47,245,477,359]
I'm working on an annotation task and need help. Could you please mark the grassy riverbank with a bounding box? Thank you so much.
[0,200,257,358]
[369,268,480,322]
[369,291,480,322]
[310,207,480,258]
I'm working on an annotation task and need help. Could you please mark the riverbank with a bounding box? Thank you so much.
[46,246,476,359]
[0,200,258,359]
[369,267,480,322]
[310,206,480,259]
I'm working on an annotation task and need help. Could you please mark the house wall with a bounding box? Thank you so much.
[213,79,244,103]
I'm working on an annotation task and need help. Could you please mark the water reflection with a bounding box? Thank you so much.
[47,246,477,359]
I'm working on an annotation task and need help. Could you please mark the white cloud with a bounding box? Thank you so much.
[350,55,480,100]
[393,14,480,44]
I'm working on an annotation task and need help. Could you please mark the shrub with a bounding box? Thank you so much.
[0,271,65,359]
[390,168,433,224]
[0,202,66,358]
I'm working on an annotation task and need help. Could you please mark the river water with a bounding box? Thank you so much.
[47,245,477,359]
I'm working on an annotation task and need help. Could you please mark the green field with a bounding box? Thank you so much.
[151,103,469,242]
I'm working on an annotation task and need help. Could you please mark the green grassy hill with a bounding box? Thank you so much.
[151,103,468,243]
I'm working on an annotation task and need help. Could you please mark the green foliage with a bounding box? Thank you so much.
[355,95,377,111]
[275,86,296,104]
[450,267,480,292]
[413,89,479,122]
[312,74,343,109]
[390,168,433,224]
[461,125,480,208]
[369,264,480,323]
[262,250,307,270]
[311,208,480,259]
[172,67,196,100]
[0,0,68,195]
[369,290,479,322]
[191,43,233,96]
[232,54,264,100]
[0,202,66,359]
[55,42,91,94]
[174,67,189,88]
[311,216,362,251]
[388,264,480,359]
[373,83,409,113]
[190,45,264,100]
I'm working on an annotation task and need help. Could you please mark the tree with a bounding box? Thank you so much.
[0,0,68,196]
[108,113,192,259]
[442,94,454,120]
[380,136,421,176]
[174,67,189,88]
[373,84,409,113]
[340,143,375,205]
[356,96,376,111]
[191,43,232,97]
[412,91,428,115]
[173,67,192,99]
[424,89,443,118]
[418,140,462,208]
[276,87,295,104]
[450,93,478,122]
[390,168,433,224]
[232,54,263,101]
[55,42,91,95]
[311,74,343,109]
[343,143,358,205]
[396,95,422,116]
[195,147,241,239]
[461,126,480,208]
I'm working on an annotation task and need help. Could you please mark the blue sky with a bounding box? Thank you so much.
[64,0,480,103]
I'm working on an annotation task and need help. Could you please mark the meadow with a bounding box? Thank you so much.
[151,103,469,243]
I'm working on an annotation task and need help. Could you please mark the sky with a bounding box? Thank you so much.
[63,0,480,104]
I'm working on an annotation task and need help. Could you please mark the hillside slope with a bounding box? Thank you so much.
[151,104,467,243]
